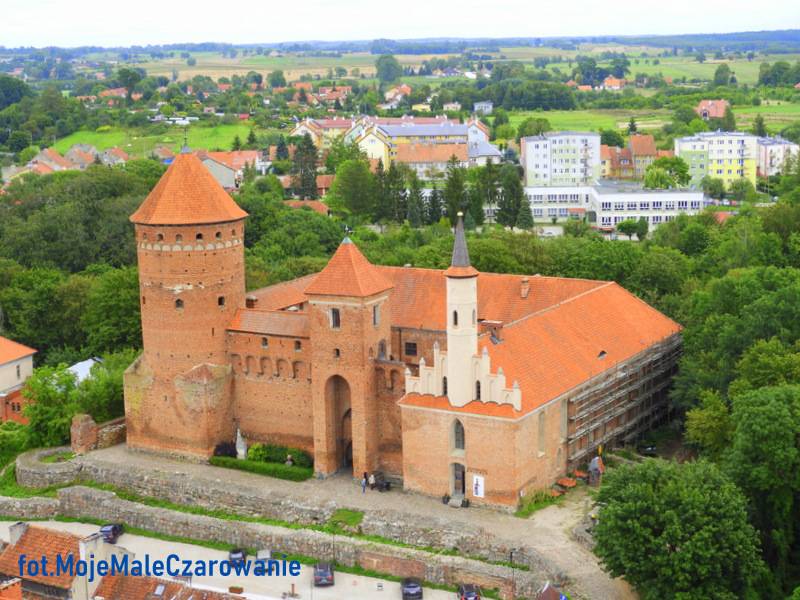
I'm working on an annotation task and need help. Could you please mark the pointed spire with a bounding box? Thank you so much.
[445,212,478,278]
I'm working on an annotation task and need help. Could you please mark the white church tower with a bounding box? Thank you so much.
[445,212,479,406]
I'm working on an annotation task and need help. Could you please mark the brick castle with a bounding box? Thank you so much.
[124,153,682,507]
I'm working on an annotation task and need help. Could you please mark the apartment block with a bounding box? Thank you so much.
[521,132,601,187]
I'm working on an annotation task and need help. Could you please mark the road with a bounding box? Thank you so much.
[0,521,453,600]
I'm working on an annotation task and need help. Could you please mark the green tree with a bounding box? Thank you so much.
[23,365,79,447]
[496,164,523,227]
[375,54,402,83]
[268,70,286,88]
[713,63,732,86]
[231,135,242,151]
[685,390,733,459]
[643,167,674,189]
[324,136,364,173]
[701,176,726,199]
[443,156,467,224]
[627,117,637,134]
[426,189,443,225]
[327,159,376,218]
[594,460,763,600]
[406,173,424,227]
[752,113,767,137]
[600,129,625,147]
[515,199,534,230]
[635,216,649,240]
[720,106,737,132]
[516,117,550,140]
[291,134,319,200]
[246,129,257,148]
[616,219,639,240]
[645,156,691,188]
[116,67,143,102]
[728,178,757,203]
[82,267,142,355]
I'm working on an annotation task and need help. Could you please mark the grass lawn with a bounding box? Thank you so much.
[509,108,671,132]
[53,122,263,156]
[734,101,800,133]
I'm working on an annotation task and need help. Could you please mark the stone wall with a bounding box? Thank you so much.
[14,449,558,582]
[0,496,59,519]
[70,415,126,455]
[56,486,541,599]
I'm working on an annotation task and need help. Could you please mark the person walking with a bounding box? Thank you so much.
[361,473,367,494]
[368,473,376,490]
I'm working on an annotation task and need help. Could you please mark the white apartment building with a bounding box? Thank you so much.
[521,132,602,187]
[523,182,710,230]
[757,137,799,177]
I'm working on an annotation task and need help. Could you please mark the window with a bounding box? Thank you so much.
[157,233,164,242]
[378,340,387,359]
[175,299,184,309]
[16,365,21,379]
[373,304,380,326]
[196,233,204,241]
[218,296,225,307]
[216,231,222,240]
[176,234,183,243]
[452,311,458,327]
[330,308,341,329]
[475,381,481,400]
[472,309,476,325]
[442,377,448,396]
[294,341,302,352]
[261,337,268,348]
[404,342,418,356]
[453,419,465,450]
[334,348,341,358]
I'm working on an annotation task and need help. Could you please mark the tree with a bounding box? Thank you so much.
[713,63,732,86]
[7,130,32,153]
[616,219,639,240]
[324,136,364,173]
[600,129,625,147]
[627,117,637,134]
[720,106,737,132]
[515,199,534,230]
[696,51,706,63]
[291,134,319,200]
[23,366,79,447]
[426,189,443,225]
[443,156,467,224]
[275,136,289,160]
[327,159,376,217]
[231,135,242,151]
[82,267,142,354]
[268,70,286,88]
[645,156,690,188]
[246,129,257,148]
[643,167,674,189]
[595,460,763,600]
[701,176,726,199]
[635,217,649,240]
[186,57,197,67]
[752,113,768,137]
[728,178,757,203]
[375,54,402,83]
[406,173,424,227]
[685,390,733,459]
[0,74,32,110]
[516,117,550,140]
[116,67,143,102]
[497,164,524,227]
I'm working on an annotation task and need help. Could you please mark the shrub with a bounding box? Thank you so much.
[209,456,313,481]
[247,442,313,468]
[95,125,112,133]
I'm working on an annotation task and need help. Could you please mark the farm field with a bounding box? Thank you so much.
[508,108,671,132]
[52,122,263,156]
[734,101,800,132]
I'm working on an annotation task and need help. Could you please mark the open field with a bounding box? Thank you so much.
[508,108,671,132]
[735,101,800,132]
[52,122,262,156]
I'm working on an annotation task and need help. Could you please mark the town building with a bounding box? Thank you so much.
[196,150,263,189]
[0,336,36,424]
[756,136,799,177]
[524,182,710,230]
[289,117,355,149]
[695,99,731,121]
[674,131,759,188]
[123,154,682,507]
[521,132,602,187]
[473,101,493,115]
[600,135,661,181]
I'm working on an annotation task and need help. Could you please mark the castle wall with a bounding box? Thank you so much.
[374,362,406,477]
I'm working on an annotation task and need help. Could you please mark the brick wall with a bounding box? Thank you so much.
[71,415,126,455]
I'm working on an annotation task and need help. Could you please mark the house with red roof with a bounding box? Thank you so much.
[0,336,36,424]
[123,155,683,507]
[695,99,730,121]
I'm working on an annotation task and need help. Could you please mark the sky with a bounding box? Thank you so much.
[2,0,799,48]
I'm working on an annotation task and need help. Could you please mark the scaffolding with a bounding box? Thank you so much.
[566,334,682,466]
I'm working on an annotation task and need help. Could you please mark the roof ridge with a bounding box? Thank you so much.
[502,281,615,330]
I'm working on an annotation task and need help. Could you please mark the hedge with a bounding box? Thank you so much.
[209,456,313,481]
[247,443,314,469]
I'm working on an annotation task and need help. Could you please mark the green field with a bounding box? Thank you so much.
[53,122,261,156]
[508,109,671,132]
[735,101,800,132]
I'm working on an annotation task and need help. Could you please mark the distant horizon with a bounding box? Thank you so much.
[3,0,799,48]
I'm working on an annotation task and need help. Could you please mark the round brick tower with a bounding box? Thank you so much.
[124,152,248,457]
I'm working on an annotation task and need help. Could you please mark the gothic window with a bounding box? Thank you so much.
[175,299,184,309]
[472,309,476,325]
[453,310,458,326]
[475,381,481,400]
[330,308,341,329]
[334,348,341,359]
[538,411,546,454]
[294,341,302,351]
[176,234,183,243]
[196,233,204,241]
[261,337,268,348]
[373,304,380,326]
[157,233,164,241]
[16,365,21,379]
[442,377,448,396]
[216,231,222,240]
[453,419,465,450]
[378,340,387,359]
[218,296,225,307]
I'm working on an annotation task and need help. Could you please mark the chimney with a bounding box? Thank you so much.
[9,522,28,546]
[246,295,258,309]
[520,277,530,299]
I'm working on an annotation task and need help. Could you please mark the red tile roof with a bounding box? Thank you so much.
[200,150,258,171]
[284,200,330,215]
[695,99,730,120]
[40,148,73,169]
[304,239,394,297]
[228,309,309,337]
[395,143,468,164]
[130,153,248,225]
[0,336,36,364]
[316,174,335,189]
[0,526,79,589]
[94,574,244,600]
[629,134,657,157]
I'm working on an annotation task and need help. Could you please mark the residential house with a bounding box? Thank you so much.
[521,132,602,186]
[473,101,493,115]
[100,147,129,166]
[756,136,799,177]
[0,523,132,600]
[601,76,626,90]
[412,103,431,112]
[196,150,261,189]
[0,336,36,424]
[629,134,658,179]
[394,143,468,179]
[343,115,457,145]
[151,146,175,163]
[290,117,354,149]
[674,131,758,187]
[443,101,462,111]
[65,144,98,169]
[381,84,412,109]
[32,147,74,171]
[600,145,634,179]
[695,99,730,121]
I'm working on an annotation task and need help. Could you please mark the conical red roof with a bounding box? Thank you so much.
[130,153,248,225]
[305,238,393,297]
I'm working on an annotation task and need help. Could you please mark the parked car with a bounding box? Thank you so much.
[99,524,124,544]
[228,548,246,565]
[401,577,423,599]
[313,562,335,586]
[457,584,481,600]
[638,444,658,457]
